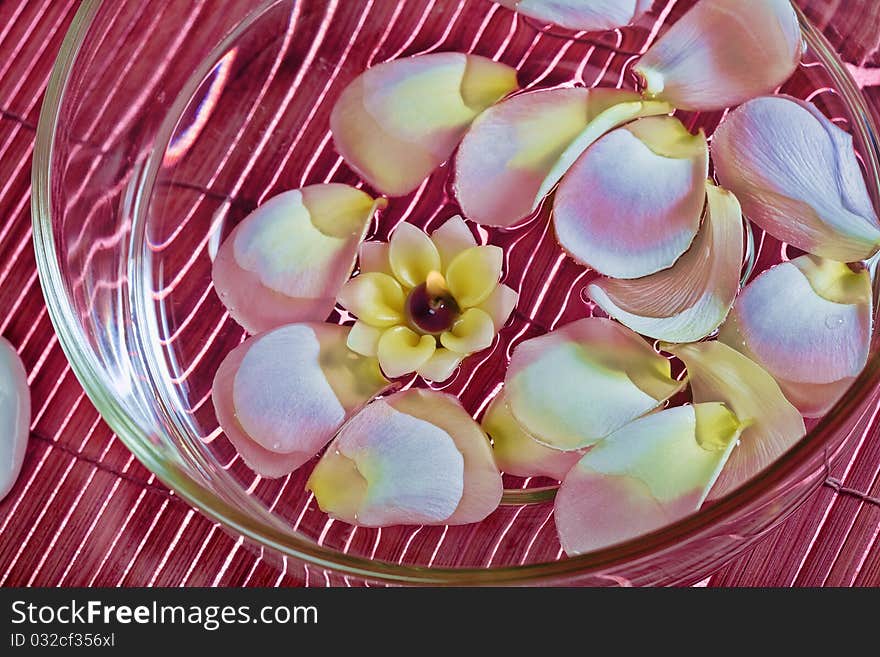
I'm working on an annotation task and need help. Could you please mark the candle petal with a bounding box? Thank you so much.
[212,324,391,477]
[455,88,670,227]
[713,95,880,262]
[431,215,477,270]
[417,348,463,382]
[555,403,742,556]
[668,341,806,500]
[336,272,406,328]
[587,183,743,342]
[358,241,392,276]
[389,222,443,288]
[346,320,382,357]
[496,0,651,32]
[476,283,519,331]
[0,338,29,501]
[445,245,504,308]
[441,308,497,354]
[482,391,582,480]
[634,0,801,111]
[505,318,683,450]
[553,116,708,278]
[212,185,382,334]
[377,326,437,378]
[331,53,518,196]
[718,255,873,417]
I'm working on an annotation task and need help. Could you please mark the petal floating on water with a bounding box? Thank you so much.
[588,183,743,342]
[505,318,683,450]
[635,0,802,111]
[496,0,652,32]
[555,403,742,556]
[718,255,873,417]
[455,87,671,227]
[668,341,806,500]
[331,53,518,196]
[553,116,708,278]
[212,185,382,334]
[713,95,880,262]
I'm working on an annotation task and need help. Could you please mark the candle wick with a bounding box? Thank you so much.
[425,270,448,298]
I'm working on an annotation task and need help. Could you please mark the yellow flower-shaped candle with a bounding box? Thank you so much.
[338,216,518,381]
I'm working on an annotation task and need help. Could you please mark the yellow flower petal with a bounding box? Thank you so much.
[337,272,405,327]
[388,222,442,288]
[346,320,383,357]
[441,308,496,354]
[377,326,437,377]
[445,245,503,308]
[430,215,477,270]
[417,348,463,382]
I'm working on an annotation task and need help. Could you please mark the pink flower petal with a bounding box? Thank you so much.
[212,324,390,478]
[718,255,873,417]
[358,241,393,276]
[635,0,801,111]
[476,283,519,331]
[555,404,742,556]
[482,391,582,480]
[455,88,670,227]
[505,318,683,450]
[588,183,743,342]
[331,53,518,196]
[0,338,29,501]
[669,341,805,500]
[553,116,708,278]
[308,390,502,526]
[713,95,880,261]
[430,215,477,269]
[496,0,651,32]
[213,185,382,334]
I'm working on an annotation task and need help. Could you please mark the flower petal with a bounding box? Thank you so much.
[441,308,497,354]
[213,185,381,334]
[331,53,518,196]
[668,341,806,500]
[377,326,437,378]
[430,215,477,270]
[417,348,463,382]
[482,391,582,480]
[496,0,650,32]
[0,338,29,501]
[588,183,743,342]
[553,116,708,278]
[445,245,504,307]
[212,324,391,477]
[505,318,683,450]
[347,320,382,357]
[337,272,406,327]
[455,88,671,227]
[476,283,519,331]
[634,0,801,111]
[390,390,503,524]
[389,222,442,288]
[713,95,880,261]
[718,255,873,417]
[307,397,464,526]
[555,403,742,555]
[358,241,392,276]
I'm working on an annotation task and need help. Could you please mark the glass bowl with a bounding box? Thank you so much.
[32,0,880,585]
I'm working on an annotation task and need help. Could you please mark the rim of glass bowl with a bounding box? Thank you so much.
[32,0,880,585]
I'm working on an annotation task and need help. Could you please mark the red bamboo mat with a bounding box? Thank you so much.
[0,0,877,587]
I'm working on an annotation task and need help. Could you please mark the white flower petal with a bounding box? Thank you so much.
[331,53,518,196]
[553,116,708,278]
[669,341,806,500]
[556,404,742,556]
[505,318,683,450]
[588,183,743,342]
[718,255,873,417]
[213,185,381,334]
[358,241,392,276]
[713,95,880,262]
[635,0,802,111]
[0,338,29,501]
[497,0,650,32]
